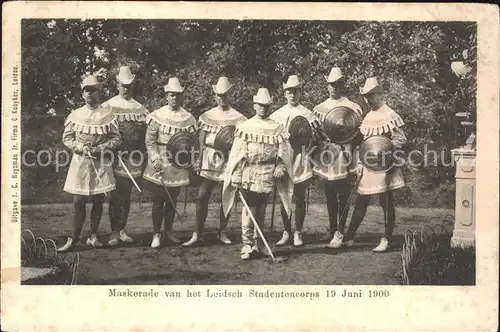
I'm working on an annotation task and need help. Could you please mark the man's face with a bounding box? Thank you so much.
[215,92,229,108]
[167,92,181,109]
[118,82,133,100]
[327,81,344,99]
[284,87,301,106]
[364,92,384,110]
[254,103,271,118]
[82,86,100,106]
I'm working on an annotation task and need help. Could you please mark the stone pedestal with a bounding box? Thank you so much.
[450,148,476,248]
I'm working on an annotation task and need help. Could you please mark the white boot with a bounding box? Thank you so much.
[293,231,304,247]
[276,231,290,246]
[86,234,103,248]
[57,237,74,252]
[373,238,390,253]
[119,229,134,244]
[241,244,253,260]
[218,231,232,245]
[327,231,344,249]
[182,232,200,247]
[151,233,161,248]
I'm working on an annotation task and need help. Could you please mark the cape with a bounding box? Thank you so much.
[269,103,317,127]
[64,104,118,134]
[198,106,247,133]
[359,104,405,136]
[146,106,197,134]
[313,97,363,122]
[102,95,149,122]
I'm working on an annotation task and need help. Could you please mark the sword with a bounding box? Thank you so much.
[338,174,361,223]
[306,181,311,213]
[269,184,277,232]
[183,185,188,214]
[118,157,142,193]
[87,151,108,197]
[238,190,276,261]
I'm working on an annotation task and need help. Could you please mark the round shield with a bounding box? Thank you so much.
[213,125,236,159]
[166,132,200,169]
[288,115,313,152]
[359,135,395,173]
[322,106,362,144]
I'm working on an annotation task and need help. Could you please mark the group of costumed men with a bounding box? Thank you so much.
[58,65,407,260]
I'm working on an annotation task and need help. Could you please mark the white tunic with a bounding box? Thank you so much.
[62,105,121,195]
[269,104,319,184]
[102,95,149,178]
[222,116,294,218]
[142,106,198,187]
[312,97,363,181]
[197,106,247,182]
[357,104,407,195]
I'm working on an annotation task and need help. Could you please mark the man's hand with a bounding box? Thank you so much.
[273,166,285,179]
[82,145,92,157]
[152,158,163,172]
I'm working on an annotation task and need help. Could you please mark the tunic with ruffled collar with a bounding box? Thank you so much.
[102,95,149,178]
[312,97,363,181]
[142,105,198,187]
[222,115,294,218]
[269,103,319,184]
[197,106,247,182]
[62,104,121,195]
[357,103,407,195]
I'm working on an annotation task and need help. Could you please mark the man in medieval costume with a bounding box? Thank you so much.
[102,66,149,246]
[312,67,364,248]
[143,77,198,248]
[58,75,122,252]
[343,77,407,253]
[222,88,294,260]
[182,77,247,247]
[269,75,320,247]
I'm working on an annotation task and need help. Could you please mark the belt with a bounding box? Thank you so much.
[248,158,278,166]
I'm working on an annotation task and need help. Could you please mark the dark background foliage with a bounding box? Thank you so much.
[21,19,476,206]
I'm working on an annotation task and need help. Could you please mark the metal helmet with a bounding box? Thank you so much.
[288,115,313,152]
[359,135,395,173]
[213,125,236,159]
[166,131,200,169]
[322,106,362,144]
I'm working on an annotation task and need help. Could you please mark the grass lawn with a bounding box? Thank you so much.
[21,203,454,285]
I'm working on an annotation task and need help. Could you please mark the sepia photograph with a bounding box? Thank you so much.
[19,18,477,286]
[2,2,498,332]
